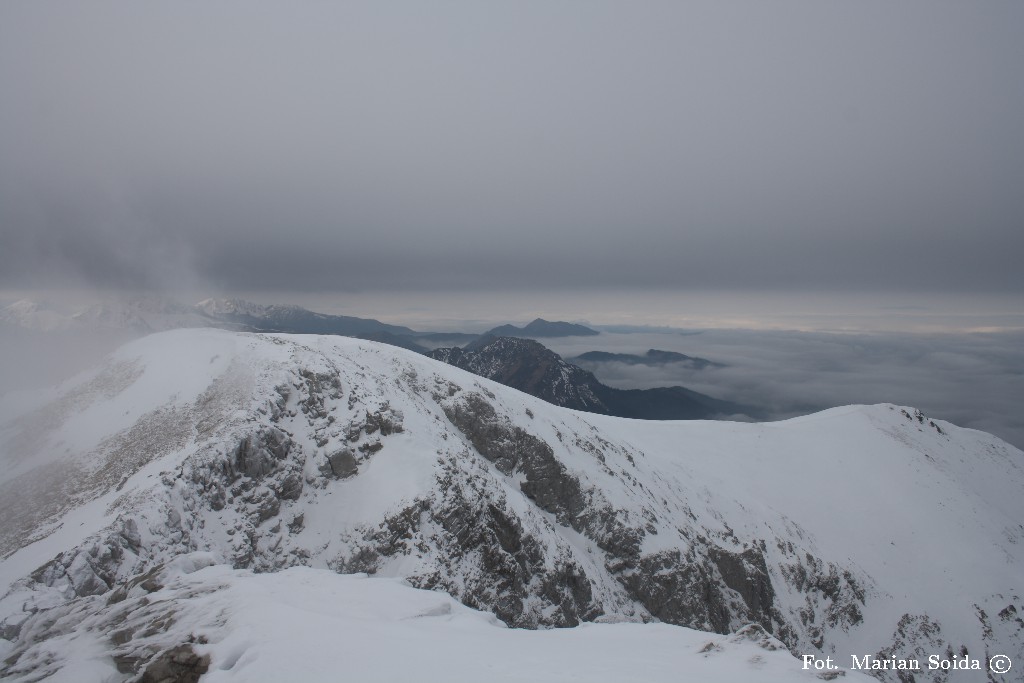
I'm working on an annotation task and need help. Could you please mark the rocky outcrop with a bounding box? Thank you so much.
[321,448,358,478]
[136,645,210,683]
[436,391,795,639]
[233,428,292,480]
[335,480,602,628]
[442,392,643,562]
[874,615,952,683]
[2,557,217,682]
[432,337,610,413]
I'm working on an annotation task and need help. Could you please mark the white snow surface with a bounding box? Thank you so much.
[5,556,871,683]
[1,328,1022,681]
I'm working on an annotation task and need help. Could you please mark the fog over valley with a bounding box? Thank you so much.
[2,289,1022,450]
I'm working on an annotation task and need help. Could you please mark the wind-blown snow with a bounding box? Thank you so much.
[3,555,875,683]
[1,329,1021,682]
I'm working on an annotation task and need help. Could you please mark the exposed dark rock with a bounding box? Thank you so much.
[431,337,752,420]
[438,392,804,640]
[233,428,292,480]
[358,441,384,455]
[337,472,604,629]
[710,546,776,626]
[323,449,358,479]
[137,644,210,683]
[296,368,342,419]
[442,393,643,561]
[107,564,165,605]
[432,338,608,413]
[620,550,732,633]
[253,490,281,523]
[446,394,583,521]
[875,614,954,683]
[274,471,304,501]
[341,405,405,448]
[363,405,404,436]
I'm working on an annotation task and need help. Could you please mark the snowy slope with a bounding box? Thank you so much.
[1,329,1021,682]
[1,555,874,683]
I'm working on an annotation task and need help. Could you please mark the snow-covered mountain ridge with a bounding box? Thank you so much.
[0,297,225,333]
[0,296,413,338]
[1,329,1021,682]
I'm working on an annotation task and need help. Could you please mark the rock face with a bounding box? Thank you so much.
[431,337,610,413]
[430,336,748,419]
[136,644,210,683]
[1,329,1022,683]
[435,390,792,634]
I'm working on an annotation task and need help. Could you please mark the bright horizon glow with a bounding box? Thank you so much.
[255,288,1024,335]
[2,287,1022,335]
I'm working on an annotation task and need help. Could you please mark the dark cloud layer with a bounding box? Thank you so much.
[2,2,1023,292]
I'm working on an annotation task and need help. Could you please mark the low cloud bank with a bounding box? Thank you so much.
[546,329,1024,450]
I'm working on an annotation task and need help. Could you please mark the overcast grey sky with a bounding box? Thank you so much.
[1,1,1023,294]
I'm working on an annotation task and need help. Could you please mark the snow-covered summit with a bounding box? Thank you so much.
[1,296,218,333]
[73,296,217,332]
[0,329,1021,682]
[193,297,302,319]
[0,299,74,332]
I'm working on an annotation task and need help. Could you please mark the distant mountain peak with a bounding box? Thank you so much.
[483,318,599,338]
[432,335,607,412]
[431,336,746,419]
[0,299,74,332]
[194,297,304,319]
[4,299,40,315]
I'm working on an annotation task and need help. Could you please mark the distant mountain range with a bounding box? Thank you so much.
[484,318,599,338]
[430,336,750,420]
[0,297,221,333]
[1,297,741,421]
[1,299,594,344]
[0,297,414,338]
[193,298,417,338]
[571,349,725,370]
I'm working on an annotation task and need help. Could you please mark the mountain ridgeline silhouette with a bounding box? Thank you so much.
[430,336,751,420]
